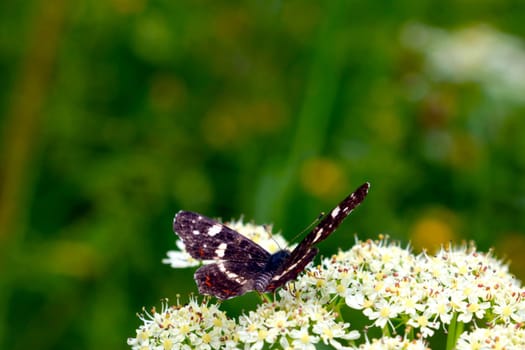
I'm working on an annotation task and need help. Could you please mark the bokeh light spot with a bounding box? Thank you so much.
[172,170,213,209]
[201,101,286,149]
[496,232,525,281]
[300,158,346,199]
[410,216,456,252]
[112,0,146,14]
[43,241,100,278]
[149,74,188,112]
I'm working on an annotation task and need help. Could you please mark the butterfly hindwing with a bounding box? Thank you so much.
[174,211,271,262]
[194,264,252,300]
[194,258,270,299]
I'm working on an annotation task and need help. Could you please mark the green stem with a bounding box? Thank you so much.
[383,325,391,337]
[446,313,458,350]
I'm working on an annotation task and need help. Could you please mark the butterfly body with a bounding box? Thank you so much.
[173,182,370,300]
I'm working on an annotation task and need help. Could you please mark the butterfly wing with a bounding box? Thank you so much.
[194,260,268,299]
[174,211,271,262]
[265,247,318,292]
[267,182,370,290]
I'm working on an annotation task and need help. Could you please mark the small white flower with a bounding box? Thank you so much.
[406,311,439,338]
[162,240,201,268]
[290,326,319,350]
[237,313,271,349]
[426,292,453,325]
[493,295,524,324]
[363,299,401,329]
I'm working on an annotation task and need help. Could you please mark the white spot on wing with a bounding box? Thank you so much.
[218,262,245,283]
[215,243,227,258]
[208,224,222,237]
[272,260,300,280]
[313,228,323,243]
[331,206,341,218]
[272,253,314,281]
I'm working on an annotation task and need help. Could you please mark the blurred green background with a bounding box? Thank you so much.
[1,0,525,349]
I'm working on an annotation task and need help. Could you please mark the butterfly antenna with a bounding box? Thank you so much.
[286,211,325,247]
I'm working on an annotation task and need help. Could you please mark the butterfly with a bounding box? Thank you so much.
[173,182,370,300]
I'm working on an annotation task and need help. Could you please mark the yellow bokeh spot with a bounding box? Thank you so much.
[43,240,100,278]
[410,216,456,252]
[201,101,286,149]
[448,133,481,171]
[300,158,346,199]
[202,112,239,148]
[149,74,187,112]
[112,0,146,14]
[495,232,525,281]
[368,109,404,147]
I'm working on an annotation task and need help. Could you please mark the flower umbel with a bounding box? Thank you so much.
[132,220,525,349]
[127,298,237,350]
[237,290,359,349]
[302,238,525,348]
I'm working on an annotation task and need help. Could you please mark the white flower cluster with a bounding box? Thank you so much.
[128,295,357,350]
[133,220,525,349]
[306,239,525,339]
[128,298,237,350]
[237,290,359,349]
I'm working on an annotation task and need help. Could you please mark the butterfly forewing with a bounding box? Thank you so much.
[297,182,369,249]
[174,211,271,262]
[270,182,370,286]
